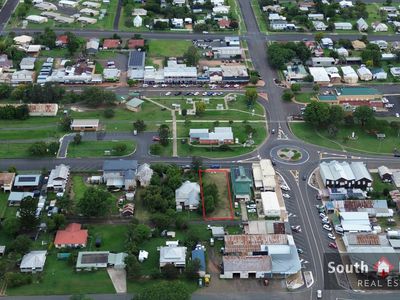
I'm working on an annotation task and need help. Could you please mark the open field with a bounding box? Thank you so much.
[200,170,234,220]
[67,140,136,158]
[148,40,192,58]
[294,92,317,104]
[0,143,34,158]
[290,122,400,155]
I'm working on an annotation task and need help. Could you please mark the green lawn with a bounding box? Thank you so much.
[251,0,268,32]
[0,128,61,140]
[290,122,400,155]
[177,122,267,158]
[371,173,394,197]
[86,224,127,252]
[0,192,8,218]
[0,143,32,158]
[67,140,136,158]
[6,255,115,296]
[228,0,246,33]
[72,175,88,201]
[294,92,317,104]
[41,48,69,58]
[148,40,191,58]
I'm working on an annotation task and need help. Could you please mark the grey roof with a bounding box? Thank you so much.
[48,164,69,181]
[126,97,144,108]
[14,174,41,187]
[350,162,372,181]
[8,191,34,202]
[320,161,355,182]
[160,245,187,265]
[20,251,47,270]
[128,50,145,69]
[103,160,138,172]
[175,181,200,206]
[270,245,302,275]
[392,171,400,187]
[378,166,392,177]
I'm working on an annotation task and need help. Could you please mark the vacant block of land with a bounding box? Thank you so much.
[199,169,234,220]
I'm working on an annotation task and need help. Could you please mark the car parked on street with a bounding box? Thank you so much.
[328,242,338,249]
[322,224,332,231]
[291,225,301,233]
[280,185,290,191]
[282,193,291,199]
[328,233,336,240]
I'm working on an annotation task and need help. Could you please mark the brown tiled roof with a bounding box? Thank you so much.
[224,234,287,254]
[223,255,272,272]
[0,172,15,185]
[355,234,380,245]
[128,39,145,48]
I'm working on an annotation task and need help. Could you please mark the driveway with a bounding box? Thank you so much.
[107,268,127,294]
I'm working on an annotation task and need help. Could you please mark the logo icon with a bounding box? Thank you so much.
[373,256,393,279]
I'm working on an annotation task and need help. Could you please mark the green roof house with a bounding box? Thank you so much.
[126,97,144,112]
[231,166,253,201]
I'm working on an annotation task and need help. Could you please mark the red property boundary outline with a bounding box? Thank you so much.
[199,169,234,221]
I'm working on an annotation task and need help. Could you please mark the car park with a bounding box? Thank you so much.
[328,233,336,240]
[282,193,291,199]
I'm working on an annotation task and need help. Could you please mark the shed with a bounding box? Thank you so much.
[70,119,99,131]
[378,166,392,182]
[210,226,224,239]
[192,248,206,277]
[126,98,144,112]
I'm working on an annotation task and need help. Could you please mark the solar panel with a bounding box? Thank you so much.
[128,51,145,68]
[18,176,37,182]
[81,253,108,264]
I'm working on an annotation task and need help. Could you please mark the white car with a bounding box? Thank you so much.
[328,233,336,240]
[194,91,199,96]
[280,185,290,191]
[165,92,171,96]
[319,212,327,219]
[142,84,148,88]
[317,290,322,299]
[282,193,291,199]
[153,84,159,88]
[396,113,399,118]
[291,225,301,233]
[248,208,256,213]
[323,224,332,231]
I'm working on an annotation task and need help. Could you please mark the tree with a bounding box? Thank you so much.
[315,32,324,43]
[57,194,73,213]
[353,106,374,127]
[74,133,82,145]
[28,141,47,156]
[150,212,172,229]
[19,197,38,231]
[5,273,32,288]
[0,83,12,99]
[136,281,190,300]
[34,27,56,49]
[2,218,21,237]
[249,75,258,84]
[195,101,206,116]
[245,88,258,107]
[66,32,81,56]
[52,214,66,230]
[313,84,320,92]
[184,45,200,66]
[329,105,344,124]
[103,108,115,118]
[327,125,339,137]
[204,195,215,213]
[185,259,201,280]
[158,124,170,146]
[81,87,116,107]
[131,224,151,244]
[113,143,128,155]
[303,101,331,127]
[282,89,294,102]
[78,188,113,217]
[133,119,146,132]
[10,235,32,255]
[181,108,187,116]
[191,156,203,173]
[125,255,141,280]
[290,83,301,93]
[48,141,59,155]
[162,263,179,279]
[60,115,72,132]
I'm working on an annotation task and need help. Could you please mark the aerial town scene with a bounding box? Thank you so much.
[1,0,400,299]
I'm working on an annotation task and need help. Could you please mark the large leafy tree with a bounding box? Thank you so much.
[303,101,331,127]
[78,187,113,217]
[245,88,258,107]
[19,197,38,231]
[353,106,374,127]
[158,124,170,146]
[136,281,190,300]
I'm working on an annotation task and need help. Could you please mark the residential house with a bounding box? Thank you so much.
[308,13,324,21]
[56,35,68,47]
[11,70,34,84]
[218,19,231,29]
[336,47,349,57]
[270,20,295,31]
[58,0,78,8]
[171,18,184,28]
[159,242,187,268]
[77,16,97,24]
[231,166,253,201]
[311,57,335,67]
[213,5,230,14]
[8,192,34,206]
[320,38,333,49]
[357,18,368,31]
[86,38,100,54]
[81,1,101,8]
[13,35,33,46]
[20,251,47,273]
[0,172,15,192]
[334,22,352,30]
[357,66,373,81]
[325,67,341,83]
[102,39,120,49]
[189,127,234,145]
[173,0,186,6]
[341,66,358,84]
[372,22,388,32]
[102,159,138,190]
[47,164,70,191]
[339,0,353,8]
[175,181,200,211]
[378,166,392,182]
[352,40,366,50]
[309,67,330,85]
[121,203,135,217]
[370,40,388,50]
[390,67,400,77]
[26,15,48,23]
[136,163,153,187]
[76,251,128,270]
[312,21,328,31]
[70,119,100,131]
[371,68,387,80]
[127,39,145,49]
[380,6,398,14]
[133,8,147,16]
[54,223,88,248]
[210,226,225,239]
[80,8,99,16]
[285,64,308,81]
[125,97,144,112]
[252,159,276,192]
[13,174,41,191]
[133,15,143,27]
[0,54,12,69]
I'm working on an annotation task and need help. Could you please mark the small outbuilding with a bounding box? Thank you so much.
[126,97,144,112]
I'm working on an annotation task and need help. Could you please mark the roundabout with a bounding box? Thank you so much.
[270,145,310,165]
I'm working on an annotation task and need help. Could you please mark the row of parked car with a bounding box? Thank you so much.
[316,205,340,249]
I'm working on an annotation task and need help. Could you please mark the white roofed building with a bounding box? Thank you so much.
[309,67,330,85]
[261,191,281,218]
[357,66,373,81]
[159,243,187,268]
[175,181,200,211]
[252,159,276,191]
